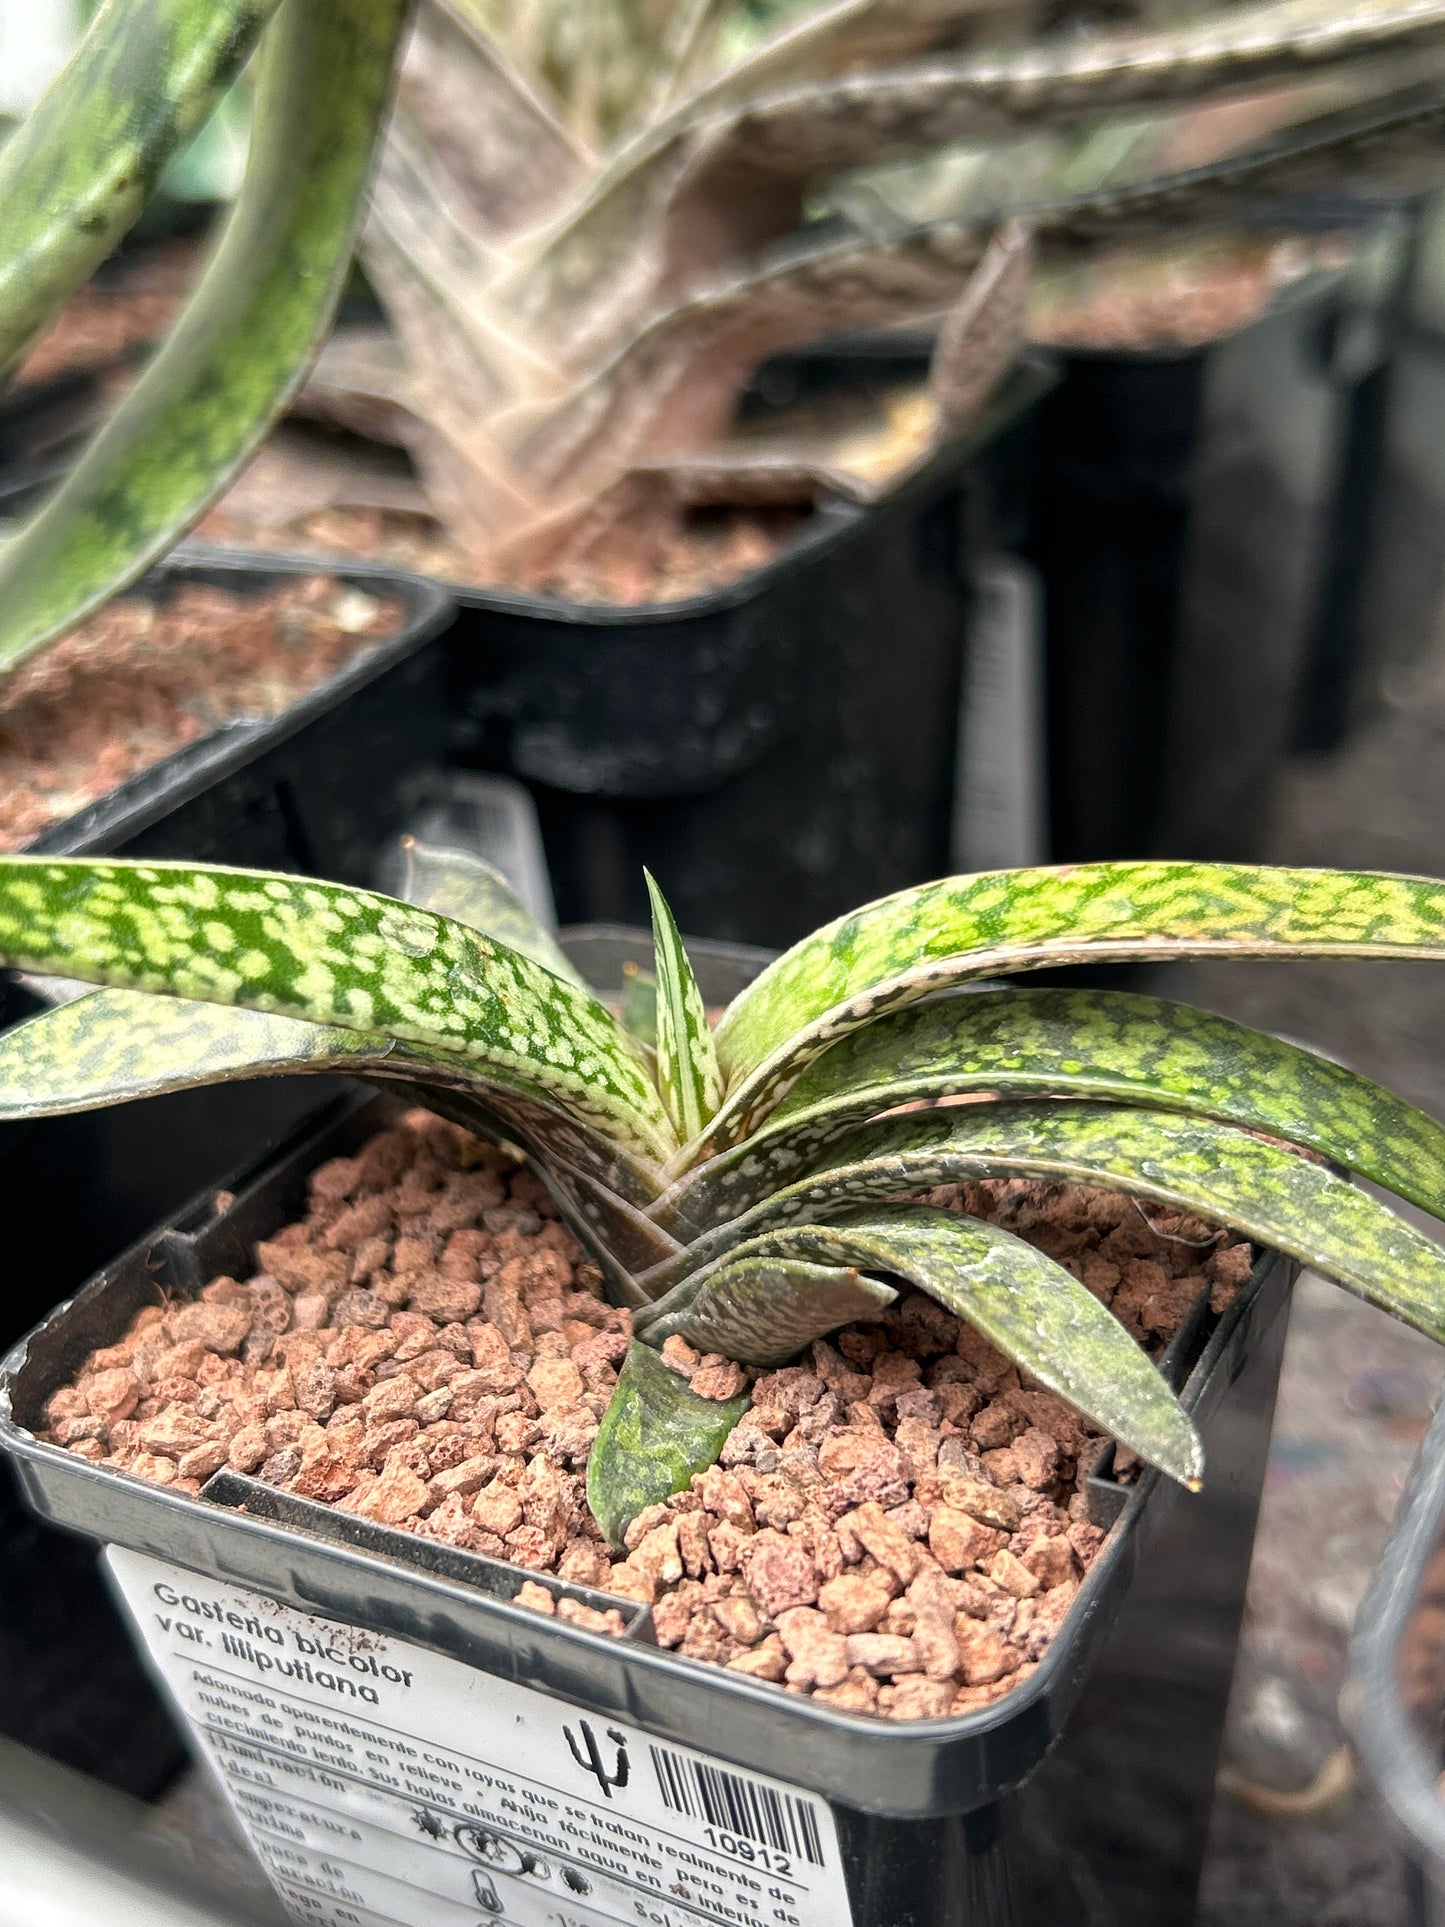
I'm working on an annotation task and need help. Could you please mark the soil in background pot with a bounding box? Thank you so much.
[40,1109,1255,1725]
[1029,231,1352,352]
[199,485,811,607]
[0,573,404,851]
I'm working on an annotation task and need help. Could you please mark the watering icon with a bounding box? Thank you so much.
[472,1868,505,1914]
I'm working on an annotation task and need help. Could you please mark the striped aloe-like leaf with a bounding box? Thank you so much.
[7,855,1445,1540]
[0,0,411,671]
[0,0,280,387]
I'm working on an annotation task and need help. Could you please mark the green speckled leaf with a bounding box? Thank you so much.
[399,839,585,986]
[0,0,278,387]
[660,988,1445,1232]
[647,871,723,1142]
[586,1340,749,1545]
[0,858,675,1167]
[0,987,387,1108]
[673,1101,1445,1346]
[0,985,668,1210]
[638,1257,896,1365]
[665,1206,1202,1485]
[0,0,410,670]
[704,864,1445,1153]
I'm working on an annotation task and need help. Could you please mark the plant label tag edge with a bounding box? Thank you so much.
[106,1546,855,1927]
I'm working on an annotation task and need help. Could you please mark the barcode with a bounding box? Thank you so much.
[649,1745,826,1867]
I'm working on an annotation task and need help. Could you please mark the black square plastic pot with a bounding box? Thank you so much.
[1347,1396,1445,1922]
[1027,270,1349,863]
[0,1076,1293,1925]
[440,359,1051,948]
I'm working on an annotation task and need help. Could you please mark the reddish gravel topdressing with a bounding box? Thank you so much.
[41,1112,1253,1721]
[0,575,404,851]
[198,497,803,606]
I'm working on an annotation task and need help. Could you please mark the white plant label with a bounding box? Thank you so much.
[106,1549,854,1927]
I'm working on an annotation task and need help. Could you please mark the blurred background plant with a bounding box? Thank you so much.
[8,0,1445,648]
[0,1,250,210]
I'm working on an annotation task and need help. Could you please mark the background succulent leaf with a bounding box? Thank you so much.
[620,0,1445,202]
[646,870,723,1142]
[660,1204,1202,1485]
[0,858,676,1166]
[637,1257,897,1363]
[1038,70,1445,238]
[660,988,1445,1232]
[586,1339,750,1545]
[706,863,1445,1150]
[680,1102,1445,1346]
[0,0,279,388]
[399,839,586,985]
[0,0,411,672]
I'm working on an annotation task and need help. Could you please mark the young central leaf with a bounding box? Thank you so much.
[646,870,723,1143]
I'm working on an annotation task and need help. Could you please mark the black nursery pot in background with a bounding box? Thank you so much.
[1028,269,1351,864]
[0,1081,1295,1927]
[442,359,1050,948]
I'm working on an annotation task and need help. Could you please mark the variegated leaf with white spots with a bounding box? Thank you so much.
[0,858,676,1167]
[657,1101,1445,1346]
[0,984,669,1210]
[701,862,1445,1156]
[399,839,586,986]
[645,1205,1203,1487]
[656,987,1445,1233]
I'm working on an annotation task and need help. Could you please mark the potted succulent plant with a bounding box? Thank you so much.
[4,852,1445,1919]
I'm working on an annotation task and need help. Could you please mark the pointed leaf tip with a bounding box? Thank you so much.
[677,1208,1203,1486]
[646,870,723,1143]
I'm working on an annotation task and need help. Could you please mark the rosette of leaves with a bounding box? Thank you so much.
[4,853,1445,1542]
[6,0,1445,665]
